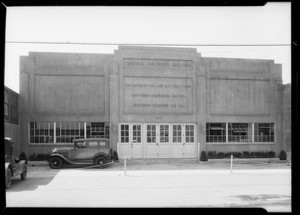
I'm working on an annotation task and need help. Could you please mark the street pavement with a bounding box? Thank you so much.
[5,159,291,212]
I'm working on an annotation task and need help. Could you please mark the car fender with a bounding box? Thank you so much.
[14,160,28,175]
[5,163,13,177]
[50,154,71,164]
[93,152,109,161]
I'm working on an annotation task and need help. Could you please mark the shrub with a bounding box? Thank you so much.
[200,151,208,161]
[233,152,242,158]
[216,152,226,159]
[29,153,35,161]
[267,151,275,158]
[207,151,216,159]
[279,150,287,160]
[243,151,250,158]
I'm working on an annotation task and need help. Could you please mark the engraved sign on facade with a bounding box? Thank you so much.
[123,77,193,114]
[123,58,193,70]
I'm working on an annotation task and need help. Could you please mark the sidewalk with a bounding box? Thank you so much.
[28,157,291,170]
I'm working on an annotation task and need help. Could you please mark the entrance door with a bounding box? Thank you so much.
[145,124,158,158]
[119,124,143,158]
[183,124,196,158]
[171,124,196,158]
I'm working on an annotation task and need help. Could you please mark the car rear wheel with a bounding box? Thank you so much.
[6,168,12,189]
[21,163,27,180]
[94,156,107,169]
[49,157,63,169]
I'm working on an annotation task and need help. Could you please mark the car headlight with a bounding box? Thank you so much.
[52,148,57,153]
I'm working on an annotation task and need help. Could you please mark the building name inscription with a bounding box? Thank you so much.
[123,58,193,70]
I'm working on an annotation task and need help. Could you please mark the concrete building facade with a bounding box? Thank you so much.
[19,46,284,159]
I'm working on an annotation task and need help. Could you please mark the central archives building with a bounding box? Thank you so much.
[19,46,284,159]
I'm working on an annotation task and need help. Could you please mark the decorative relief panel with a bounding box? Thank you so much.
[123,77,193,114]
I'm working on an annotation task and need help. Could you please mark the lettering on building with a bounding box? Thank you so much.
[123,58,193,70]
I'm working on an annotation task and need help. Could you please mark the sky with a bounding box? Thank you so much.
[5,3,291,93]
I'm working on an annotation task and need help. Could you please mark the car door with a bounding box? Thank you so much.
[70,141,88,161]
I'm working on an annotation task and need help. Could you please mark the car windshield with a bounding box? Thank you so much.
[74,141,87,148]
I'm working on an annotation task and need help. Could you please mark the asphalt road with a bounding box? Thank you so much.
[5,161,291,212]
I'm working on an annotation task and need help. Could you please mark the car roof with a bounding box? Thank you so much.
[4,137,15,143]
[73,138,110,142]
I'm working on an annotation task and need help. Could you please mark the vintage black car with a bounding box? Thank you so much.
[5,137,28,189]
[48,138,118,169]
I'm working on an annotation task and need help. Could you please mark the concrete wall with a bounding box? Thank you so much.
[19,52,113,156]
[19,46,284,158]
[203,57,283,155]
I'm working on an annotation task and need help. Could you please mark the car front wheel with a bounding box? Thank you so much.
[6,168,12,189]
[21,163,27,180]
[94,156,107,169]
[49,157,63,169]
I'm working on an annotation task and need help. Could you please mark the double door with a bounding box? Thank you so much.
[119,123,196,159]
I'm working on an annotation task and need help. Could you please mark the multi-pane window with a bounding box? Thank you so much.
[29,121,109,144]
[133,125,141,143]
[160,125,169,143]
[29,122,54,143]
[206,123,226,143]
[254,123,274,142]
[121,124,129,143]
[173,125,182,143]
[86,122,109,139]
[185,125,194,143]
[56,122,85,143]
[147,125,156,143]
[228,123,252,142]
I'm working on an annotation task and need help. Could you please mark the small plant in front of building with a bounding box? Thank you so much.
[29,153,35,161]
[200,151,208,161]
[279,150,287,160]
[207,151,217,159]
[216,152,226,159]
[267,151,275,158]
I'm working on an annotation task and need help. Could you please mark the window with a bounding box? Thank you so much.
[228,123,252,142]
[160,125,169,143]
[206,123,226,142]
[89,141,98,147]
[147,125,156,143]
[185,125,195,143]
[133,125,141,143]
[121,124,129,143]
[173,125,182,143]
[86,122,109,139]
[56,122,84,143]
[29,122,54,143]
[254,123,274,142]
[29,121,110,144]
[75,141,86,148]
